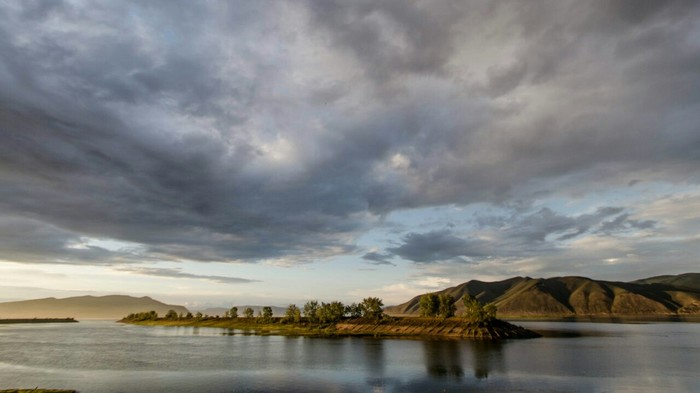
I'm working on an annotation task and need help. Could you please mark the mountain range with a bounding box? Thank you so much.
[385,273,700,317]
[0,295,189,320]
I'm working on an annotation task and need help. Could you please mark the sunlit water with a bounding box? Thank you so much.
[0,320,698,392]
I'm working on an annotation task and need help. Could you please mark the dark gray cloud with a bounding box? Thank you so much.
[0,0,698,269]
[387,230,487,263]
[361,252,396,266]
[0,215,144,265]
[115,267,259,284]
[386,207,657,264]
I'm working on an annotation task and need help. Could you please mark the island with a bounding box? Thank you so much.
[0,318,77,324]
[119,297,540,340]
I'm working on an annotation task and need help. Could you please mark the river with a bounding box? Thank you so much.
[0,320,698,392]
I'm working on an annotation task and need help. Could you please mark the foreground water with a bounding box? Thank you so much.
[0,320,698,392]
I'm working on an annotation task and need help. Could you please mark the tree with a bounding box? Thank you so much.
[483,304,497,320]
[419,293,440,317]
[185,312,194,319]
[462,295,496,323]
[260,306,273,322]
[360,297,384,321]
[123,310,158,321]
[438,294,456,318]
[243,307,254,318]
[345,302,363,318]
[195,311,203,320]
[230,306,238,318]
[165,309,179,320]
[284,304,301,323]
[317,301,345,323]
[303,300,320,323]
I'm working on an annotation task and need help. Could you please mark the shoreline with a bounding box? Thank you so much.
[120,316,540,340]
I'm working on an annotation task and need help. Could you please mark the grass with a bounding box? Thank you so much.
[121,316,540,339]
[122,317,343,336]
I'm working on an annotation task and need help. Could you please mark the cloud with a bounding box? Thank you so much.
[387,230,487,263]
[385,206,660,264]
[0,0,698,275]
[361,251,396,266]
[116,267,259,285]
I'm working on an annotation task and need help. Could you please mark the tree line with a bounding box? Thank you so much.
[418,293,497,322]
[122,297,386,324]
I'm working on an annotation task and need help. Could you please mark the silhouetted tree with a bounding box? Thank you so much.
[230,307,238,318]
[243,307,254,318]
[165,309,179,320]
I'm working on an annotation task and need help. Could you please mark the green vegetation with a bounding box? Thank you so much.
[462,295,497,323]
[360,297,384,321]
[303,300,319,322]
[418,293,456,318]
[284,304,301,323]
[123,310,158,321]
[419,293,439,317]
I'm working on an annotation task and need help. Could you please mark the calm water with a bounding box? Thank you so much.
[0,320,698,392]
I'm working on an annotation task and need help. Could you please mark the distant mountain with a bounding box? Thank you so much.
[0,295,189,320]
[384,274,700,317]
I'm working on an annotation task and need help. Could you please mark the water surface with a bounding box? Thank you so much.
[0,320,697,392]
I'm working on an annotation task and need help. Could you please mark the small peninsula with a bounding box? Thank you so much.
[119,297,539,340]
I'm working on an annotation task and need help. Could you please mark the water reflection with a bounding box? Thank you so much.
[362,339,385,377]
[362,339,386,391]
[422,340,464,379]
[422,340,507,380]
[469,340,504,379]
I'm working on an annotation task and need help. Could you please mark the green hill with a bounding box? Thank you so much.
[0,295,189,320]
[384,273,700,317]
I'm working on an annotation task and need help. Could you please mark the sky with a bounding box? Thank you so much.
[0,0,699,309]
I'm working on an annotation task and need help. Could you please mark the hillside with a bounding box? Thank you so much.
[0,295,189,320]
[385,273,700,317]
[632,273,700,291]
